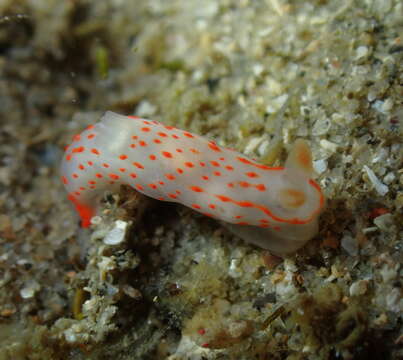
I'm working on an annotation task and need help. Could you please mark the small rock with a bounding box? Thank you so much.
[136,100,157,117]
[20,280,41,299]
[380,263,398,282]
[355,46,369,60]
[341,234,358,256]
[313,159,328,174]
[363,165,389,196]
[373,213,394,232]
[320,139,338,152]
[123,285,142,299]
[349,280,368,296]
[261,251,282,270]
[103,220,128,245]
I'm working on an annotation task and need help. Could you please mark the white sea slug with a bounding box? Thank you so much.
[61,111,325,254]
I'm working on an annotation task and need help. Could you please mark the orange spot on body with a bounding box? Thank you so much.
[168,193,177,199]
[96,173,103,178]
[132,135,138,140]
[149,183,157,189]
[208,141,221,152]
[154,139,162,144]
[237,156,283,171]
[237,157,252,165]
[255,184,266,191]
[72,173,79,179]
[185,162,194,168]
[216,195,231,202]
[78,164,85,170]
[183,132,194,138]
[130,173,137,178]
[149,154,156,160]
[192,204,201,209]
[210,161,220,167]
[199,161,206,167]
[87,161,94,166]
[213,171,221,176]
[172,134,179,139]
[119,168,126,172]
[62,176,68,185]
[87,134,95,139]
[136,184,144,191]
[177,168,184,174]
[66,154,72,161]
[72,146,85,153]
[130,143,136,148]
[119,154,128,160]
[103,163,110,168]
[162,151,173,158]
[190,148,200,154]
[88,180,96,185]
[246,172,259,178]
[158,132,168,137]
[165,174,176,180]
[91,148,100,155]
[133,162,144,169]
[176,148,183,153]
[208,204,216,209]
[202,175,209,180]
[109,173,120,180]
[141,127,150,132]
[158,181,165,185]
[190,186,204,192]
[139,140,147,147]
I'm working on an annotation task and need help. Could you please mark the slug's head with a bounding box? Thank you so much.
[276,140,325,222]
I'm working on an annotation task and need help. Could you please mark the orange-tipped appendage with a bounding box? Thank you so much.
[286,139,314,177]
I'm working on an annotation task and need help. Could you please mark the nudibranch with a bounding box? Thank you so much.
[61,111,325,254]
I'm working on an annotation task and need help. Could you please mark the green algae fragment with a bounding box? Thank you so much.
[94,44,109,79]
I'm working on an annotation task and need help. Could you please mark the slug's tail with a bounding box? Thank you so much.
[67,194,95,228]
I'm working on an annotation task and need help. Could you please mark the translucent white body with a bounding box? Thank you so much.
[61,111,325,254]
